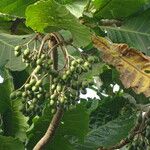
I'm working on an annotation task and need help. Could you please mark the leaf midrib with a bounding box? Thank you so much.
[101,26,150,37]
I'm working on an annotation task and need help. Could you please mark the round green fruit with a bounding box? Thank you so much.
[14,45,22,51]
[14,51,21,57]
[10,92,16,100]
[36,59,43,65]
[35,79,42,87]
[23,48,30,56]
[34,65,41,74]
[50,100,55,106]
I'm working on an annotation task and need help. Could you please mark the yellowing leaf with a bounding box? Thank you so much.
[92,36,150,97]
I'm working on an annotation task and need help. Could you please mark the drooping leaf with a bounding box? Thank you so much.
[0,69,29,141]
[102,8,150,56]
[25,0,92,47]
[93,36,150,97]
[0,33,34,71]
[0,135,24,150]
[80,113,136,150]
[27,104,89,150]
[93,0,148,19]
[0,0,37,17]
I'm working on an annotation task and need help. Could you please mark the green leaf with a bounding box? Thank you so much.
[0,0,37,17]
[101,8,150,55]
[93,0,148,19]
[81,113,136,150]
[0,69,13,114]
[0,33,34,71]
[27,104,89,150]
[0,135,24,150]
[3,99,29,141]
[0,69,29,141]
[26,0,92,47]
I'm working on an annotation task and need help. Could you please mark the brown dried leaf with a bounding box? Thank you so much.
[92,36,150,97]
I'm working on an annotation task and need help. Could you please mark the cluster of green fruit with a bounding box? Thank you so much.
[11,45,55,115]
[128,115,150,150]
[12,44,99,115]
[48,57,98,113]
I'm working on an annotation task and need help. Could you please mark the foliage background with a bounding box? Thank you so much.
[0,0,150,150]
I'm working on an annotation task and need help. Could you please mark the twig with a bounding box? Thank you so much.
[33,106,64,150]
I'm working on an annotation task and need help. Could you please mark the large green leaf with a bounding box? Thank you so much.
[26,0,92,47]
[0,69,29,141]
[0,135,24,150]
[0,33,34,71]
[0,0,37,17]
[101,8,150,55]
[27,104,89,150]
[93,0,149,19]
[80,113,136,150]
[3,99,29,141]
[0,69,13,114]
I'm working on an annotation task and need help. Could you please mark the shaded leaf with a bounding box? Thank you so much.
[0,0,37,17]
[0,69,13,114]
[81,113,136,149]
[0,69,28,141]
[93,36,150,97]
[0,33,34,71]
[93,0,148,19]
[101,8,150,56]
[26,0,91,47]
[0,135,24,150]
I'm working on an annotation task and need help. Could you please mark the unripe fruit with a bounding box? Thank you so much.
[35,80,42,87]
[50,100,55,106]
[53,78,59,83]
[62,74,67,80]
[50,93,57,100]
[83,61,91,69]
[25,83,31,90]
[32,98,38,103]
[66,70,71,76]
[14,51,21,57]
[51,108,56,114]
[23,48,30,56]
[37,94,43,99]
[51,84,56,90]
[71,60,77,66]
[34,65,41,74]
[16,91,22,97]
[29,79,36,86]
[36,59,43,65]
[10,92,16,100]
[22,92,28,98]
[14,45,21,51]
[56,84,62,92]
[70,66,75,72]
[41,54,46,60]
[47,60,53,65]
[32,86,38,92]
[88,56,95,63]
[77,58,84,64]
[59,96,66,103]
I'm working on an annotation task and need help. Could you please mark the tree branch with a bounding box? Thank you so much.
[33,32,64,150]
[33,107,64,150]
